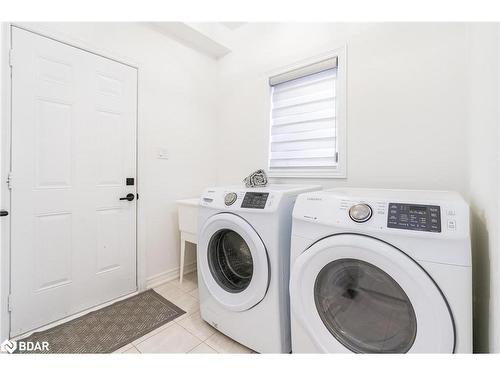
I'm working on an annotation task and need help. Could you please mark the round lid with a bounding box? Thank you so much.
[290,234,455,353]
[199,213,269,311]
[314,258,417,353]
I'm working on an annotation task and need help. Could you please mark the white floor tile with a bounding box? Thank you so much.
[188,288,199,299]
[205,332,253,354]
[188,342,217,354]
[169,277,197,293]
[174,307,199,323]
[114,343,134,353]
[177,311,216,341]
[135,324,201,353]
[121,346,140,354]
[169,293,200,316]
[131,320,176,346]
[154,283,185,301]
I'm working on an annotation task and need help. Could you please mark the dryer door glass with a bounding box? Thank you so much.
[208,229,253,293]
[314,258,417,353]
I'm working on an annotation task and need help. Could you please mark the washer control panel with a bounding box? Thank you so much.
[387,203,441,232]
[241,192,269,209]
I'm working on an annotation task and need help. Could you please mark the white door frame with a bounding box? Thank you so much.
[0,23,147,341]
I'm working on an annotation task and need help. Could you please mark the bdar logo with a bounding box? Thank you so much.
[1,339,17,354]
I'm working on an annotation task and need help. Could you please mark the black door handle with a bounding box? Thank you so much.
[119,193,135,202]
[0,210,8,217]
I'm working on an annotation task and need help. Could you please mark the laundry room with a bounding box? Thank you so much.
[1,0,500,372]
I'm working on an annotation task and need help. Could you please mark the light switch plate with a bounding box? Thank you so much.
[158,148,169,159]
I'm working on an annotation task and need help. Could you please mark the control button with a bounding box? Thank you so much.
[447,220,456,230]
[447,209,456,216]
[349,203,373,223]
[224,192,237,206]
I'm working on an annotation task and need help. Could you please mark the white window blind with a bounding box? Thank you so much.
[269,57,338,176]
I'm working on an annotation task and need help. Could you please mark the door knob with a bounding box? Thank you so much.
[119,193,135,201]
[0,210,8,217]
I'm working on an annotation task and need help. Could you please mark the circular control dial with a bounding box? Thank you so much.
[224,192,238,206]
[349,203,373,223]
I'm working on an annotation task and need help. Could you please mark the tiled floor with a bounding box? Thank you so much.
[114,271,254,354]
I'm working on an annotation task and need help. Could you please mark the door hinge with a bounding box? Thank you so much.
[8,49,14,67]
[7,295,13,312]
[335,152,339,163]
[7,172,13,190]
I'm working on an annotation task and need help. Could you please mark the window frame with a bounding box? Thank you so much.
[266,46,347,179]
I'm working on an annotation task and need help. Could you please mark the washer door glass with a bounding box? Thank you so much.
[314,258,417,353]
[208,229,253,293]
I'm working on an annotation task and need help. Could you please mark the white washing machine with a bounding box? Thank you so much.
[197,184,321,353]
[290,188,472,353]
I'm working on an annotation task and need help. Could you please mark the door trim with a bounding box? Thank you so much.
[0,23,145,341]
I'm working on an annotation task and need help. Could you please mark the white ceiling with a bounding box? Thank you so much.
[220,22,246,30]
[148,22,246,59]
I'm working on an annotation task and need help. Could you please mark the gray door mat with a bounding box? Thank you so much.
[15,289,185,354]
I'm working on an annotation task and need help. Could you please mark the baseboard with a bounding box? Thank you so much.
[146,263,197,289]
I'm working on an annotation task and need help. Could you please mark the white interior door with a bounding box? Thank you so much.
[10,27,138,337]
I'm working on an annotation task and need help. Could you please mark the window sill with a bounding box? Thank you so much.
[267,170,347,179]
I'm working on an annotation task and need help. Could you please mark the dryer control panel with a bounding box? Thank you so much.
[387,203,441,233]
[293,188,469,240]
[292,188,471,267]
[201,188,278,212]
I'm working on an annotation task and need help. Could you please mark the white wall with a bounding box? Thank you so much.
[216,23,469,193]
[16,22,218,281]
[466,23,500,353]
[215,23,500,352]
[1,22,499,352]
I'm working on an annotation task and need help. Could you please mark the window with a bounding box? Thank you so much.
[268,49,346,178]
